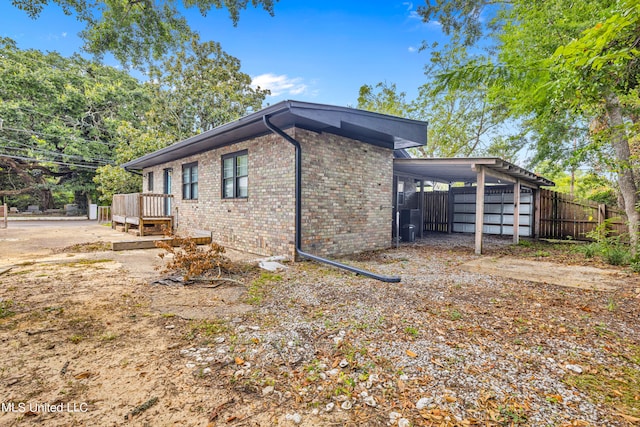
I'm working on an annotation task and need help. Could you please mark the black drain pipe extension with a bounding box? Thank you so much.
[263,114,401,283]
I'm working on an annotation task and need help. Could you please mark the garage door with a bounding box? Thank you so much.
[452,186,533,236]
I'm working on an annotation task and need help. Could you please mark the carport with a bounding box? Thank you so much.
[393,157,555,254]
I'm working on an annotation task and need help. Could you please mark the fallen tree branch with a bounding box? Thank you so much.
[209,397,234,422]
[125,396,158,421]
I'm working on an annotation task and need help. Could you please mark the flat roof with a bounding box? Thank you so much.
[394,157,555,188]
[123,100,428,170]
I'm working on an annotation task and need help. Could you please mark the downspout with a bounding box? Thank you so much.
[263,114,401,283]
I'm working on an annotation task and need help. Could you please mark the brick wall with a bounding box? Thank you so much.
[143,132,296,258]
[297,128,394,256]
[142,127,394,258]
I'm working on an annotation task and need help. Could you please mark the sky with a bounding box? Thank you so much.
[0,1,446,108]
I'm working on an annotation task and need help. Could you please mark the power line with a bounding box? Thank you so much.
[0,98,114,135]
[0,136,113,164]
[0,154,100,170]
[2,125,116,149]
[0,146,113,166]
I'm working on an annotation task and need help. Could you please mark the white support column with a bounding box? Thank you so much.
[513,179,521,244]
[475,166,486,255]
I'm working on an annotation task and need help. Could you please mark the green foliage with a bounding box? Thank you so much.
[0,300,15,319]
[12,0,276,68]
[582,221,636,266]
[1,35,266,207]
[189,319,228,338]
[147,34,268,140]
[417,0,640,245]
[357,42,517,159]
[564,361,640,419]
[246,272,283,305]
[404,326,419,337]
[0,37,150,207]
[357,82,417,119]
[93,165,141,205]
[536,167,618,206]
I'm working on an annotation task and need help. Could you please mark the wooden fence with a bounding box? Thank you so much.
[423,188,627,241]
[424,191,449,232]
[97,206,111,223]
[0,203,7,229]
[538,189,626,240]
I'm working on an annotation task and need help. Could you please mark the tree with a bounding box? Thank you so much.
[0,37,151,209]
[415,41,514,158]
[11,0,277,68]
[147,34,269,140]
[357,43,515,160]
[418,0,640,249]
[93,36,269,203]
[357,82,417,119]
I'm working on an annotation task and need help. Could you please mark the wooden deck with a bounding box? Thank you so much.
[111,193,174,236]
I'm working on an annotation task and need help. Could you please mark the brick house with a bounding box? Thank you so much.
[122,100,428,259]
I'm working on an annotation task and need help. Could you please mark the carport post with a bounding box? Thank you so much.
[513,179,521,244]
[474,165,486,255]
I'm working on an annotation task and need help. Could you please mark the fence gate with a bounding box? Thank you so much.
[424,191,449,232]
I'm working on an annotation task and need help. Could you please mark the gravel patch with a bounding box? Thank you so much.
[179,234,639,426]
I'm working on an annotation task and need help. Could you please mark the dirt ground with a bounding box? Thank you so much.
[0,222,639,426]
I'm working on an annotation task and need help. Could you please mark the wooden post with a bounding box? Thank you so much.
[513,179,521,244]
[1,203,7,229]
[475,166,486,255]
[447,183,454,234]
[534,189,541,239]
[420,180,425,239]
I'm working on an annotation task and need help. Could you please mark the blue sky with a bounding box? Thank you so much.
[1,1,445,107]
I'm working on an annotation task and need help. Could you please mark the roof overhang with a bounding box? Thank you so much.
[394,157,555,188]
[123,100,428,170]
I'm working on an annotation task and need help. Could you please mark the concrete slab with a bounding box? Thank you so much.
[461,257,630,291]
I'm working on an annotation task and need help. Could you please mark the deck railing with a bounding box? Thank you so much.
[112,193,173,219]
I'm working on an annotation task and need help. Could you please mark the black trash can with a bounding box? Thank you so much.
[401,224,415,242]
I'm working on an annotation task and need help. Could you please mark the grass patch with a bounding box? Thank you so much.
[0,300,16,319]
[187,319,228,339]
[60,258,112,267]
[69,334,84,344]
[246,272,282,305]
[565,364,640,418]
[6,269,33,276]
[404,326,419,337]
[57,241,111,253]
[565,345,640,419]
[100,332,119,341]
[449,309,463,321]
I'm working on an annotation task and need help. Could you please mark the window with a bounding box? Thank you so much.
[147,171,154,192]
[222,150,248,199]
[182,162,198,200]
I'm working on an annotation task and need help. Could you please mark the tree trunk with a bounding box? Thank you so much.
[74,191,88,212]
[40,189,55,210]
[605,93,639,252]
